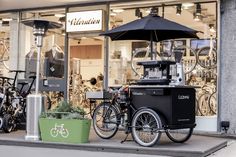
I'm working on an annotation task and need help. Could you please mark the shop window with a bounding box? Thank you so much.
[0,12,19,76]
[19,8,66,108]
[109,2,217,117]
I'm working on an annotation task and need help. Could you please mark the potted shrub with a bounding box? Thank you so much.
[39,101,91,144]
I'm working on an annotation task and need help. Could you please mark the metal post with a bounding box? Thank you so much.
[35,43,41,94]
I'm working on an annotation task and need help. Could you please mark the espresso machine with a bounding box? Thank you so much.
[135,49,185,86]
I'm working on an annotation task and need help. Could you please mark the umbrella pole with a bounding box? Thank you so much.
[150,31,154,60]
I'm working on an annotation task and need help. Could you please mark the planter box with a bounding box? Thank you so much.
[39,118,91,144]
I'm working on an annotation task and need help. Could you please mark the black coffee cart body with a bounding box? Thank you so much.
[129,85,196,130]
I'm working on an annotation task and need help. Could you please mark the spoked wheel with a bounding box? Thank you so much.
[131,108,162,147]
[2,114,15,133]
[92,102,119,139]
[45,95,52,110]
[208,92,217,115]
[0,117,3,129]
[166,127,193,143]
[197,47,217,69]
[198,93,211,116]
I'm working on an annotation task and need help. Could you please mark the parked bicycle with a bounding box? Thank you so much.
[0,38,10,70]
[197,36,217,69]
[0,70,51,132]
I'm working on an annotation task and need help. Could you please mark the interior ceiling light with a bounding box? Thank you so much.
[110,11,117,16]
[176,4,182,16]
[135,8,143,18]
[55,13,65,18]
[195,3,201,16]
[209,24,216,33]
[113,9,124,13]
[2,18,13,21]
[182,2,194,9]
[145,8,151,14]
[59,17,65,22]
[193,13,201,22]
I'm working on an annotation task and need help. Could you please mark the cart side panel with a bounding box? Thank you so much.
[130,88,172,124]
[171,88,195,125]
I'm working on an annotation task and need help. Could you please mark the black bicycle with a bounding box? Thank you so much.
[0,70,51,133]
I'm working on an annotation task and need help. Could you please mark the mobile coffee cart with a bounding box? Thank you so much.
[88,59,196,147]
[88,8,198,147]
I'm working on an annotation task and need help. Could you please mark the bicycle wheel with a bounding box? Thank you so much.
[2,114,15,133]
[0,117,3,129]
[197,47,217,69]
[208,92,217,115]
[179,46,197,74]
[166,128,193,143]
[0,40,10,70]
[92,102,119,139]
[131,108,162,147]
[198,93,211,116]
[45,94,52,110]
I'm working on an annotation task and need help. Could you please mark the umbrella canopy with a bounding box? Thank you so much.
[101,14,198,42]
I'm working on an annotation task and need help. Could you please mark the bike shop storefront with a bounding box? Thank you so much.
[0,0,219,134]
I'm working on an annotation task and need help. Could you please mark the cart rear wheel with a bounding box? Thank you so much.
[93,102,119,139]
[165,127,193,143]
[131,108,162,147]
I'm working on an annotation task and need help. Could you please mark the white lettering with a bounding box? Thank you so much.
[178,95,190,100]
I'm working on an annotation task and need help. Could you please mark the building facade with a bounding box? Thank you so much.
[0,0,235,134]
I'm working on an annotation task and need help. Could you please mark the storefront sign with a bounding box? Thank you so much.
[66,10,103,32]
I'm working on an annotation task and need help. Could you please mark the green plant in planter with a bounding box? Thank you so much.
[39,101,91,144]
[40,101,86,119]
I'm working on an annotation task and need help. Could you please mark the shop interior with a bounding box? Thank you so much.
[0,1,217,131]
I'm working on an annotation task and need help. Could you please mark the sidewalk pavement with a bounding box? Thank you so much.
[208,140,236,157]
[0,129,230,157]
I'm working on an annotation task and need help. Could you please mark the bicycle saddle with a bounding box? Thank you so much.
[9,70,26,73]
[29,75,36,79]
[18,82,28,86]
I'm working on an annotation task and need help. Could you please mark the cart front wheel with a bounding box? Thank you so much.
[165,127,193,143]
[131,108,162,147]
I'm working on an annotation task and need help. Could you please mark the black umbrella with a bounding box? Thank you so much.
[101,11,198,59]
[102,14,198,41]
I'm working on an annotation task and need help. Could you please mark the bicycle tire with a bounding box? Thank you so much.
[0,117,3,129]
[93,102,119,139]
[197,93,211,116]
[45,94,52,110]
[131,108,162,147]
[208,92,217,115]
[178,45,197,74]
[197,46,217,69]
[166,128,193,143]
[2,114,15,133]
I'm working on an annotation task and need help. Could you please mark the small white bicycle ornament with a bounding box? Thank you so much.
[50,123,69,138]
